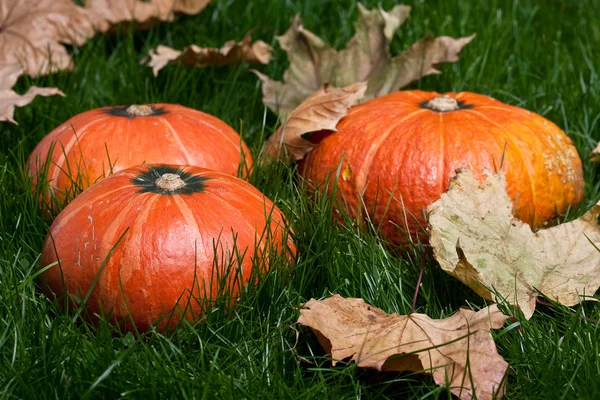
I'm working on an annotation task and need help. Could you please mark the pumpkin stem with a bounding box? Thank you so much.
[126,105,154,116]
[155,173,186,191]
[426,95,460,112]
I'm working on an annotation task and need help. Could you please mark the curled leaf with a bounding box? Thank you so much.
[84,0,212,32]
[0,64,65,124]
[298,295,509,400]
[256,3,474,115]
[0,0,96,77]
[144,32,272,76]
[428,168,600,319]
[260,82,367,163]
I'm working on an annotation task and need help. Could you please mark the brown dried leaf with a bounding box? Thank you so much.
[255,3,475,116]
[0,64,65,124]
[0,0,96,77]
[85,0,212,32]
[144,32,272,76]
[428,168,600,319]
[298,295,509,400]
[260,82,366,163]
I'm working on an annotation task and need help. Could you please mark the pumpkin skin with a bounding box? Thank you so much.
[27,104,252,211]
[300,91,584,245]
[39,164,294,332]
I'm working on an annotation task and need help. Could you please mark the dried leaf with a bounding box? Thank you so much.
[144,32,272,76]
[298,295,509,400]
[260,82,367,163]
[0,64,65,124]
[85,0,212,32]
[255,3,475,116]
[428,168,600,320]
[0,0,96,77]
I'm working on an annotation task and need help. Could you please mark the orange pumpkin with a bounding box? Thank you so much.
[301,91,584,245]
[39,164,294,332]
[27,104,252,211]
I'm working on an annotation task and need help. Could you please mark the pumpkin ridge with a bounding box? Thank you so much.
[437,112,447,197]
[172,194,207,261]
[463,109,537,212]
[156,116,194,165]
[474,105,532,116]
[203,190,262,237]
[50,115,113,185]
[208,175,266,203]
[355,109,428,196]
[186,114,241,149]
[50,185,135,233]
[120,194,161,288]
[97,195,142,303]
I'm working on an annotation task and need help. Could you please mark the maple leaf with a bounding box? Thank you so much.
[0,0,96,77]
[298,295,509,400]
[85,0,212,32]
[0,64,65,124]
[260,82,366,163]
[254,3,475,116]
[143,32,272,76]
[428,168,600,320]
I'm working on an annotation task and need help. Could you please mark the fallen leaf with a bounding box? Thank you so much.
[428,167,600,319]
[254,3,475,116]
[143,32,272,76]
[85,0,212,32]
[0,64,65,124]
[260,82,366,162]
[298,295,509,400]
[0,0,96,77]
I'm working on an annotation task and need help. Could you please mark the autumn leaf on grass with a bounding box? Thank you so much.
[428,168,600,320]
[298,295,509,400]
[0,0,96,77]
[0,64,65,124]
[254,3,475,116]
[260,82,366,163]
[143,32,272,76]
[85,0,212,32]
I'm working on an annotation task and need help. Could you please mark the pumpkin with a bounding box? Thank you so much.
[27,104,252,211]
[39,164,294,332]
[300,91,584,245]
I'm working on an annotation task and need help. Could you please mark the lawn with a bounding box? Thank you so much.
[2,0,600,398]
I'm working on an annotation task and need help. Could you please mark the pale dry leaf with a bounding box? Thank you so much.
[254,3,474,116]
[144,32,272,76]
[261,82,367,163]
[428,167,600,320]
[298,295,509,400]
[0,64,65,124]
[0,0,96,77]
[85,0,212,32]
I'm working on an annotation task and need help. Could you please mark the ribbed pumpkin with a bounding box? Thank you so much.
[300,91,584,245]
[39,164,294,332]
[27,104,252,211]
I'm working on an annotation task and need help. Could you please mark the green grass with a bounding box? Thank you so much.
[2,0,600,398]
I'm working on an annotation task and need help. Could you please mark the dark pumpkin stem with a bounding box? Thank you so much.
[126,105,154,116]
[427,95,460,112]
[155,173,186,191]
